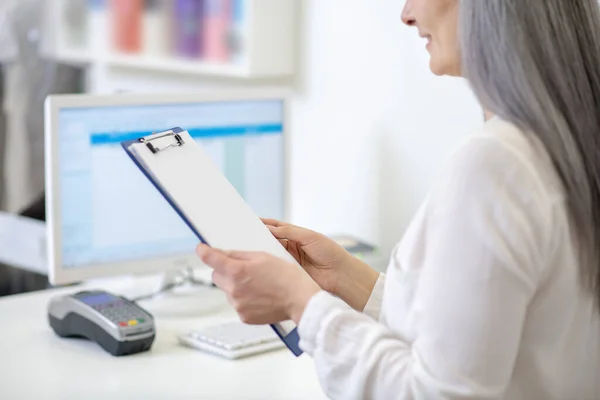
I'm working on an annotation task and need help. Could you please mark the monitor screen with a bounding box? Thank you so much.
[58,100,284,269]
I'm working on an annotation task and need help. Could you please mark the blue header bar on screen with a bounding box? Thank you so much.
[90,123,283,145]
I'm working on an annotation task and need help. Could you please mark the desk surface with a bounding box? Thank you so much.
[0,277,327,400]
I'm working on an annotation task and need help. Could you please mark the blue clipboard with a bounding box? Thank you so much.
[121,127,303,357]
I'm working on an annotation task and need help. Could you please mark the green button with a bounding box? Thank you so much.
[137,318,146,323]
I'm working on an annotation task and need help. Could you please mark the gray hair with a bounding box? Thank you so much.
[460,0,600,304]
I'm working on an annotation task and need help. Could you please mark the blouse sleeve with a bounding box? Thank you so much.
[362,272,386,320]
[298,135,553,400]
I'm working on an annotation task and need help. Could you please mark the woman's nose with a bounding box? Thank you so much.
[401,0,416,26]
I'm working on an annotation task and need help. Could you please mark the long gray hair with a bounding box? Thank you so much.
[460,0,600,305]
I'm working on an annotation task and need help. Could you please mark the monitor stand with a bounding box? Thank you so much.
[119,268,228,318]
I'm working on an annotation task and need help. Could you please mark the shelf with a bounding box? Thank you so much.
[52,49,94,66]
[46,0,298,80]
[49,51,286,79]
[106,54,257,78]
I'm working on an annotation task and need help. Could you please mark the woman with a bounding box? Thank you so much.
[197,0,600,398]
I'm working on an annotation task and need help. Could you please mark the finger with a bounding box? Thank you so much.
[268,224,318,246]
[196,244,239,269]
[224,250,258,261]
[211,269,231,292]
[197,243,260,263]
[207,246,260,261]
[208,246,247,259]
[260,218,290,228]
[277,238,290,251]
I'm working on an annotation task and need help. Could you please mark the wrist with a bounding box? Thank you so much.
[335,255,379,311]
[286,274,321,325]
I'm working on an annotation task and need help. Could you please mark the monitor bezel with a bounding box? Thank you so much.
[45,90,291,285]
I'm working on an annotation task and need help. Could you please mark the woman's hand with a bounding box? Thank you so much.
[262,218,380,311]
[261,218,349,295]
[196,244,321,325]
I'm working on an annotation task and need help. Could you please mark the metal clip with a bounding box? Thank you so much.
[139,130,185,154]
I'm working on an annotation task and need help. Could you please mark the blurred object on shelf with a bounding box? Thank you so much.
[228,0,244,64]
[47,0,298,78]
[111,0,143,54]
[61,0,88,49]
[74,0,247,64]
[144,0,170,56]
[331,235,388,272]
[202,0,230,63]
[174,0,204,58]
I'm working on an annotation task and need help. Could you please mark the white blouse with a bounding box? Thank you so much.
[298,117,600,399]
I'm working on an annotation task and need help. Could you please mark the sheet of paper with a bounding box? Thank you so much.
[124,129,306,355]
[128,130,299,266]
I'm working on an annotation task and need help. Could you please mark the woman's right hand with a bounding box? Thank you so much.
[262,218,380,311]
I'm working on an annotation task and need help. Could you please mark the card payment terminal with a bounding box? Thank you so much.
[48,290,156,356]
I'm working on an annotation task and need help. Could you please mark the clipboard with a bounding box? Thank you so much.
[121,127,303,356]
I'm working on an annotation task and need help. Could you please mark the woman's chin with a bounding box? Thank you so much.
[428,60,446,76]
[428,57,460,77]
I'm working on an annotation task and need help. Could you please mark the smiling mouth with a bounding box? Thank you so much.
[423,38,432,51]
[419,33,432,46]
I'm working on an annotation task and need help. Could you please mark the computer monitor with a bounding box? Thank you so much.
[45,92,289,288]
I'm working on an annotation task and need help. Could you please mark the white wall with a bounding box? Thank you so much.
[289,0,482,256]
[91,0,483,262]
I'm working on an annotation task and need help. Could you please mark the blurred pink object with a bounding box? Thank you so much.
[202,0,230,62]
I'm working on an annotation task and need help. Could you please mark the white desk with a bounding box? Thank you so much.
[0,277,327,400]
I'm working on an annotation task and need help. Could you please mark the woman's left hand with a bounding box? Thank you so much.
[196,244,321,325]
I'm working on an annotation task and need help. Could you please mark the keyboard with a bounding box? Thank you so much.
[177,320,285,359]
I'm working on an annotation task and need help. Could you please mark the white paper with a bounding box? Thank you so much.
[127,130,306,337]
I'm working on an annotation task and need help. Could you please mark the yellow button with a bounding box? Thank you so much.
[128,320,138,326]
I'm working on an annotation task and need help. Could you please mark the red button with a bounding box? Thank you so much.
[119,322,127,327]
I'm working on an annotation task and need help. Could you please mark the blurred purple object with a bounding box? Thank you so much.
[174,0,204,58]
